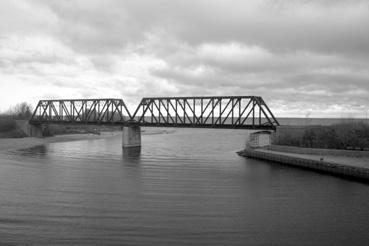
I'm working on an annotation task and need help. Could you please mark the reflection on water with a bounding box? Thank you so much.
[17,144,48,157]
[122,147,141,160]
[0,128,369,246]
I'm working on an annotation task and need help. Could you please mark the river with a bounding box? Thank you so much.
[0,128,368,245]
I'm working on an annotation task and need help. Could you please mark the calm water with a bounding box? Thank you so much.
[0,128,369,245]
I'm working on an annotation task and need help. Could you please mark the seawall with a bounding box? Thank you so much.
[239,147,369,182]
[265,145,369,157]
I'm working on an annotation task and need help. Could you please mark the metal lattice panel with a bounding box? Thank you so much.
[131,96,279,130]
[30,99,131,125]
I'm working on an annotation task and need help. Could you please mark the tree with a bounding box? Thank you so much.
[7,102,33,120]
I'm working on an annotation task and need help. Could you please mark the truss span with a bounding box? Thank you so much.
[30,96,279,130]
[131,96,279,130]
[30,99,131,125]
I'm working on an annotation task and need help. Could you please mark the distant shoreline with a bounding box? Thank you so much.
[0,128,175,153]
[0,131,121,153]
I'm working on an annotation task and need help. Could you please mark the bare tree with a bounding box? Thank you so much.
[7,102,33,120]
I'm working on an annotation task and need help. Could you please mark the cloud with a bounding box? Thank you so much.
[34,0,369,56]
[0,0,368,117]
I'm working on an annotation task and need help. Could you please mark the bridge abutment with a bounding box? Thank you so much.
[122,126,141,148]
[16,120,44,137]
[29,124,44,138]
[247,131,273,148]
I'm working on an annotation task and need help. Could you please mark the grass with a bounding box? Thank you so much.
[0,118,27,138]
[275,122,369,150]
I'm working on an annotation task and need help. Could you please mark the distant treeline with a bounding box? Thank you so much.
[276,122,369,150]
[1,102,33,120]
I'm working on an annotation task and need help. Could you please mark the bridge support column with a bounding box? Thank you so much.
[122,126,141,148]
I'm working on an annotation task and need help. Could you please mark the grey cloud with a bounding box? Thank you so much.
[35,0,369,57]
[0,0,368,116]
[148,38,369,115]
[36,0,146,54]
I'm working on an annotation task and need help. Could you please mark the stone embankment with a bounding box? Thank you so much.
[239,145,369,182]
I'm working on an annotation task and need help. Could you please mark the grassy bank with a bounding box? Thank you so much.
[0,118,27,138]
[275,122,369,150]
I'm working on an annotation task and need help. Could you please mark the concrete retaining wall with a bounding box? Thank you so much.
[265,145,369,157]
[240,148,369,182]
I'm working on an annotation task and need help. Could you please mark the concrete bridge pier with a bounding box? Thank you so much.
[122,126,141,148]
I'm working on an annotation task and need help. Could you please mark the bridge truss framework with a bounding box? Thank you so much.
[30,99,131,125]
[132,96,279,130]
[30,96,279,130]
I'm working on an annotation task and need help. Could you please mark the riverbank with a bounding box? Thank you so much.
[0,128,176,153]
[0,131,121,152]
[238,146,369,182]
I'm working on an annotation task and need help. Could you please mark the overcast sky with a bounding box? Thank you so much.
[0,0,368,117]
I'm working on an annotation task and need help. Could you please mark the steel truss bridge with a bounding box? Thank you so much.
[30,96,279,130]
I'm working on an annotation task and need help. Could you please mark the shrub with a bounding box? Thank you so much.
[0,118,27,138]
[0,119,16,132]
[278,122,369,150]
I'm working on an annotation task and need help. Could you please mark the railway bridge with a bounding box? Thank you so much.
[29,96,279,148]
